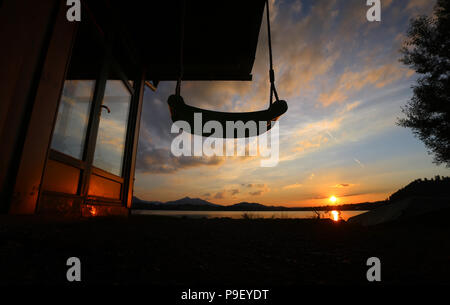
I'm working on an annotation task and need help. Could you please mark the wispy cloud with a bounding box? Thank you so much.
[283,183,303,190]
[137,147,224,174]
[318,62,410,106]
[333,183,354,188]
[214,192,224,199]
[354,158,365,168]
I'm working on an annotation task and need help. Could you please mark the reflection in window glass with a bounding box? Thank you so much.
[51,80,95,159]
[93,80,132,176]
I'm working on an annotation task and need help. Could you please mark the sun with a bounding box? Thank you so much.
[329,196,337,204]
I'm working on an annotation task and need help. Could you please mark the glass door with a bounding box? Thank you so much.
[93,79,133,176]
[51,80,96,160]
[87,64,135,200]
[43,9,139,207]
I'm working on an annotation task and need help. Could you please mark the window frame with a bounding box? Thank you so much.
[47,13,141,205]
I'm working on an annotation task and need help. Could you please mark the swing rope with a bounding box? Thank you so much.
[266,0,279,106]
[175,0,279,107]
[176,0,186,97]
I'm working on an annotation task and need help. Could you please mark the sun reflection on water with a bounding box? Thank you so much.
[331,210,340,221]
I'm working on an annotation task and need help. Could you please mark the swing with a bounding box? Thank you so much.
[167,0,287,138]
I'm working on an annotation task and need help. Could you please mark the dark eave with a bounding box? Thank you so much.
[96,0,266,81]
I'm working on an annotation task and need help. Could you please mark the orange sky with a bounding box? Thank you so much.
[133,0,449,207]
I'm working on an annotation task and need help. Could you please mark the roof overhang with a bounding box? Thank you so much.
[97,0,266,81]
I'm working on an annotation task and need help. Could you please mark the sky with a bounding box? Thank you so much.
[133,0,449,207]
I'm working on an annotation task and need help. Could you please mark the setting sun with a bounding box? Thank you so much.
[329,196,337,204]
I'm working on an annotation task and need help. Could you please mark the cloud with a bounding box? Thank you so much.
[406,0,431,10]
[249,190,264,196]
[229,189,240,196]
[290,116,345,154]
[242,183,270,196]
[242,183,267,188]
[270,1,343,99]
[311,191,368,200]
[333,183,354,188]
[318,90,348,106]
[354,158,365,168]
[291,0,302,13]
[295,134,329,152]
[214,192,224,199]
[137,147,224,174]
[384,0,394,7]
[283,183,303,190]
[297,117,344,136]
[343,101,361,113]
[318,63,410,106]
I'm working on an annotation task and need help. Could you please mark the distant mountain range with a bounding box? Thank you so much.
[132,177,450,211]
[131,196,385,211]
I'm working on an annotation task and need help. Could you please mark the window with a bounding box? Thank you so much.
[93,79,132,176]
[50,16,103,160]
[51,80,95,159]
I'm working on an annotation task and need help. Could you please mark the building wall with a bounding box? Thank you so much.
[1,0,144,215]
[0,0,77,214]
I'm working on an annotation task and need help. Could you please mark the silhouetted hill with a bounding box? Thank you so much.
[131,196,222,210]
[228,202,273,210]
[389,176,450,202]
[165,197,221,207]
[131,196,386,211]
[131,197,162,210]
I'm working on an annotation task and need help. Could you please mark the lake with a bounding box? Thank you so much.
[132,210,369,221]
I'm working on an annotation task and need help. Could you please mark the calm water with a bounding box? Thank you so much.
[132,210,368,221]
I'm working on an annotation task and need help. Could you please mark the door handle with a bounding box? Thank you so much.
[100,105,111,114]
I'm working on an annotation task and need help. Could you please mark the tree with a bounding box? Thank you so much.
[399,0,450,167]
